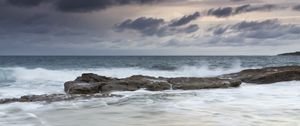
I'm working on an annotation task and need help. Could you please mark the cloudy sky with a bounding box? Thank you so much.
[1,0,300,55]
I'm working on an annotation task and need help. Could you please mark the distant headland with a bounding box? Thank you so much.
[278,51,300,56]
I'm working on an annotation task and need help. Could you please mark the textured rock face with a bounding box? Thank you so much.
[145,82,172,91]
[63,66,300,94]
[64,74,242,94]
[221,66,300,84]
[64,81,104,94]
[0,94,121,104]
[75,73,112,83]
[168,77,241,90]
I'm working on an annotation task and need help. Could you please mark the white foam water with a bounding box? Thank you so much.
[0,65,245,98]
[0,81,299,126]
[0,60,299,126]
[0,64,244,81]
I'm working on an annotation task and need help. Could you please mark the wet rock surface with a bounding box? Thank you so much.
[65,74,243,94]
[64,81,104,94]
[221,66,300,84]
[168,77,241,90]
[0,93,121,104]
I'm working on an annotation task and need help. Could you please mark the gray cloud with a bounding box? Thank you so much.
[164,19,300,48]
[115,13,200,37]
[55,0,164,13]
[181,24,199,33]
[116,17,164,31]
[293,5,300,11]
[208,7,233,17]
[6,0,43,7]
[207,4,281,17]
[115,17,165,36]
[169,12,200,27]
[210,19,300,41]
[5,0,164,12]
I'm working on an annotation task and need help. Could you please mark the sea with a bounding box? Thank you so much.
[0,56,299,126]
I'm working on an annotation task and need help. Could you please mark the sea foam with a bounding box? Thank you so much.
[0,63,245,82]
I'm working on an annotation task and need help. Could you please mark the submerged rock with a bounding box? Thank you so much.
[221,66,300,84]
[0,93,121,104]
[150,65,177,71]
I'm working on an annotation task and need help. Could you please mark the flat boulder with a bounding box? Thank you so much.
[168,77,241,90]
[221,66,300,84]
[64,81,104,94]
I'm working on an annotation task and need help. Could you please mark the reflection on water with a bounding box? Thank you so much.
[1,81,300,126]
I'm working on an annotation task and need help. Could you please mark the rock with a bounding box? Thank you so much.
[101,75,171,92]
[0,94,122,104]
[101,79,150,92]
[168,77,241,90]
[75,73,112,83]
[125,75,157,80]
[0,98,19,104]
[145,81,172,91]
[65,73,244,94]
[278,51,300,56]
[64,81,104,94]
[221,66,300,84]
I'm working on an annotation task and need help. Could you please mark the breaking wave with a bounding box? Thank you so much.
[0,64,245,82]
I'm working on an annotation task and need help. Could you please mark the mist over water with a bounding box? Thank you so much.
[0,56,300,126]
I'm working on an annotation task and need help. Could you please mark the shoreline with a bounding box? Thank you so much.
[1,65,299,104]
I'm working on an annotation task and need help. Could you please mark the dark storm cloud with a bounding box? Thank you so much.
[116,17,164,31]
[181,24,199,33]
[6,0,165,12]
[293,5,300,11]
[115,13,200,37]
[169,12,200,27]
[208,7,233,17]
[55,0,164,12]
[6,0,43,7]
[116,17,165,36]
[210,19,300,40]
[207,4,281,17]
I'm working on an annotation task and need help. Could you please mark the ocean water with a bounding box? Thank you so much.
[0,56,299,126]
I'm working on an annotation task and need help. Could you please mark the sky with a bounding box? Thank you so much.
[0,0,300,55]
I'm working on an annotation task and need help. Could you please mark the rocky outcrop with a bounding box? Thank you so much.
[65,66,300,94]
[0,94,121,104]
[221,66,300,84]
[64,74,242,94]
[2,65,299,104]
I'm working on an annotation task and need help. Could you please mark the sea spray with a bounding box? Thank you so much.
[0,65,245,82]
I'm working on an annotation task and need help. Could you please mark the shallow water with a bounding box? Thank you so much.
[0,56,299,126]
